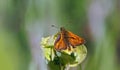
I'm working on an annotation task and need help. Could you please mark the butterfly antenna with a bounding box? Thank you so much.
[51,25,55,27]
[51,25,59,29]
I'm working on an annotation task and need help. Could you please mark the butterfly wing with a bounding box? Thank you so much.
[67,31,85,48]
[54,33,67,51]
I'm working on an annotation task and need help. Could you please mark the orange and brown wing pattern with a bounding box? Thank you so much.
[67,31,85,48]
[54,33,67,51]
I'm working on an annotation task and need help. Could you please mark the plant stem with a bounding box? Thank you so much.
[79,64,82,70]
[61,65,66,70]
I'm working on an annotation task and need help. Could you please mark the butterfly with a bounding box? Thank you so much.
[54,27,85,51]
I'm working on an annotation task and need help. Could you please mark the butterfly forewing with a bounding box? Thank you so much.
[54,33,67,51]
[67,31,85,48]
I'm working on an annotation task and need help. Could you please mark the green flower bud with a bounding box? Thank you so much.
[40,34,87,69]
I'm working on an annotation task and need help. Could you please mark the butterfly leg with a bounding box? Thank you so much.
[67,45,71,51]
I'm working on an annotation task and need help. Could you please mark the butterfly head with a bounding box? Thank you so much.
[60,27,66,31]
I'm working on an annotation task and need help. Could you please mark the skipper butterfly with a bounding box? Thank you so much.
[54,27,85,51]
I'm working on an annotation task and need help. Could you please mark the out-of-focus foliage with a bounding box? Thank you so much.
[0,0,31,70]
[0,0,120,70]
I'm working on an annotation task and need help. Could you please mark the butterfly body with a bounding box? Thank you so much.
[54,27,85,51]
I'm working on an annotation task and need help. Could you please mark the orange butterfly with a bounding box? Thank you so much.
[54,27,85,51]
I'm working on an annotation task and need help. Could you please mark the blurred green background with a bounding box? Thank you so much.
[0,0,120,70]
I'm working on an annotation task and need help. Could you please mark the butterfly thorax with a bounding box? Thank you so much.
[60,27,68,38]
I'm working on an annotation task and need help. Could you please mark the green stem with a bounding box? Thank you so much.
[61,65,66,70]
[79,64,82,70]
